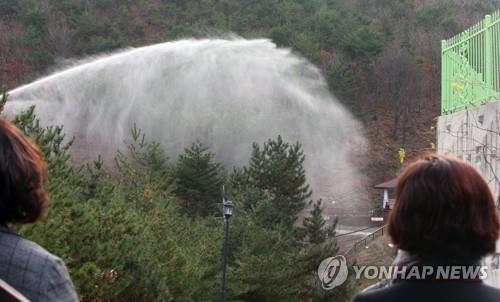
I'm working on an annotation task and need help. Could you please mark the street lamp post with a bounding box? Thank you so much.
[221,197,233,302]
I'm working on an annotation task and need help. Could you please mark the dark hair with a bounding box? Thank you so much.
[388,154,499,262]
[0,118,48,224]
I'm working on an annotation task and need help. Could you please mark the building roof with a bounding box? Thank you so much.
[374,178,397,189]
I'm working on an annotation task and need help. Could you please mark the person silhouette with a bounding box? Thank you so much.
[0,118,78,301]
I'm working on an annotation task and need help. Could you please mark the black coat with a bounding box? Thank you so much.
[353,280,500,302]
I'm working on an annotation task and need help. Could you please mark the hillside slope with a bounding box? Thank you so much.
[1,0,499,206]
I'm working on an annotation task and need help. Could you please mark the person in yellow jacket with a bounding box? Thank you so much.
[398,147,406,165]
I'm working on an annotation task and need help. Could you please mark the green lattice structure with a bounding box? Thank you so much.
[441,11,500,115]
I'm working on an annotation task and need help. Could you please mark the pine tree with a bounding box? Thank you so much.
[174,140,224,216]
[11,106,75,185]
[303,200,327,244]
[1,91,351,300]
[245,135,312,226]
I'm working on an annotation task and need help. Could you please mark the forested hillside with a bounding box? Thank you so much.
[2,1,500,301]
[1,0,499,198]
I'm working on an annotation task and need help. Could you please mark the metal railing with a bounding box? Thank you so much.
[344,224,386,260]
[441,11,500,115]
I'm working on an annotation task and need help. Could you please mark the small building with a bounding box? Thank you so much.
[374,178,397,210]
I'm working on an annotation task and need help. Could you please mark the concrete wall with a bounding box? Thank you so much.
[437,100,500,288]
[437,100,500,202]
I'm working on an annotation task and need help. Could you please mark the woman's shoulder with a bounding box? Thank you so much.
[352,281,407,302]
[0,229,78,301]
[353,281,500,302]
[0,228,61,266]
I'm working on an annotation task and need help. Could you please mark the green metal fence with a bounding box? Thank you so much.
[441,11,500,115]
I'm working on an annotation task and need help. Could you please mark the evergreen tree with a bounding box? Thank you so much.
[245,135,312,226]
[9,108,222,300]
[11,105,75,186]
[303,200,327,244]
[175,140,224,216]
[3,98,351,300]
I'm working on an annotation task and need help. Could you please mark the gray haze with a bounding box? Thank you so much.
[5,38,367,212]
